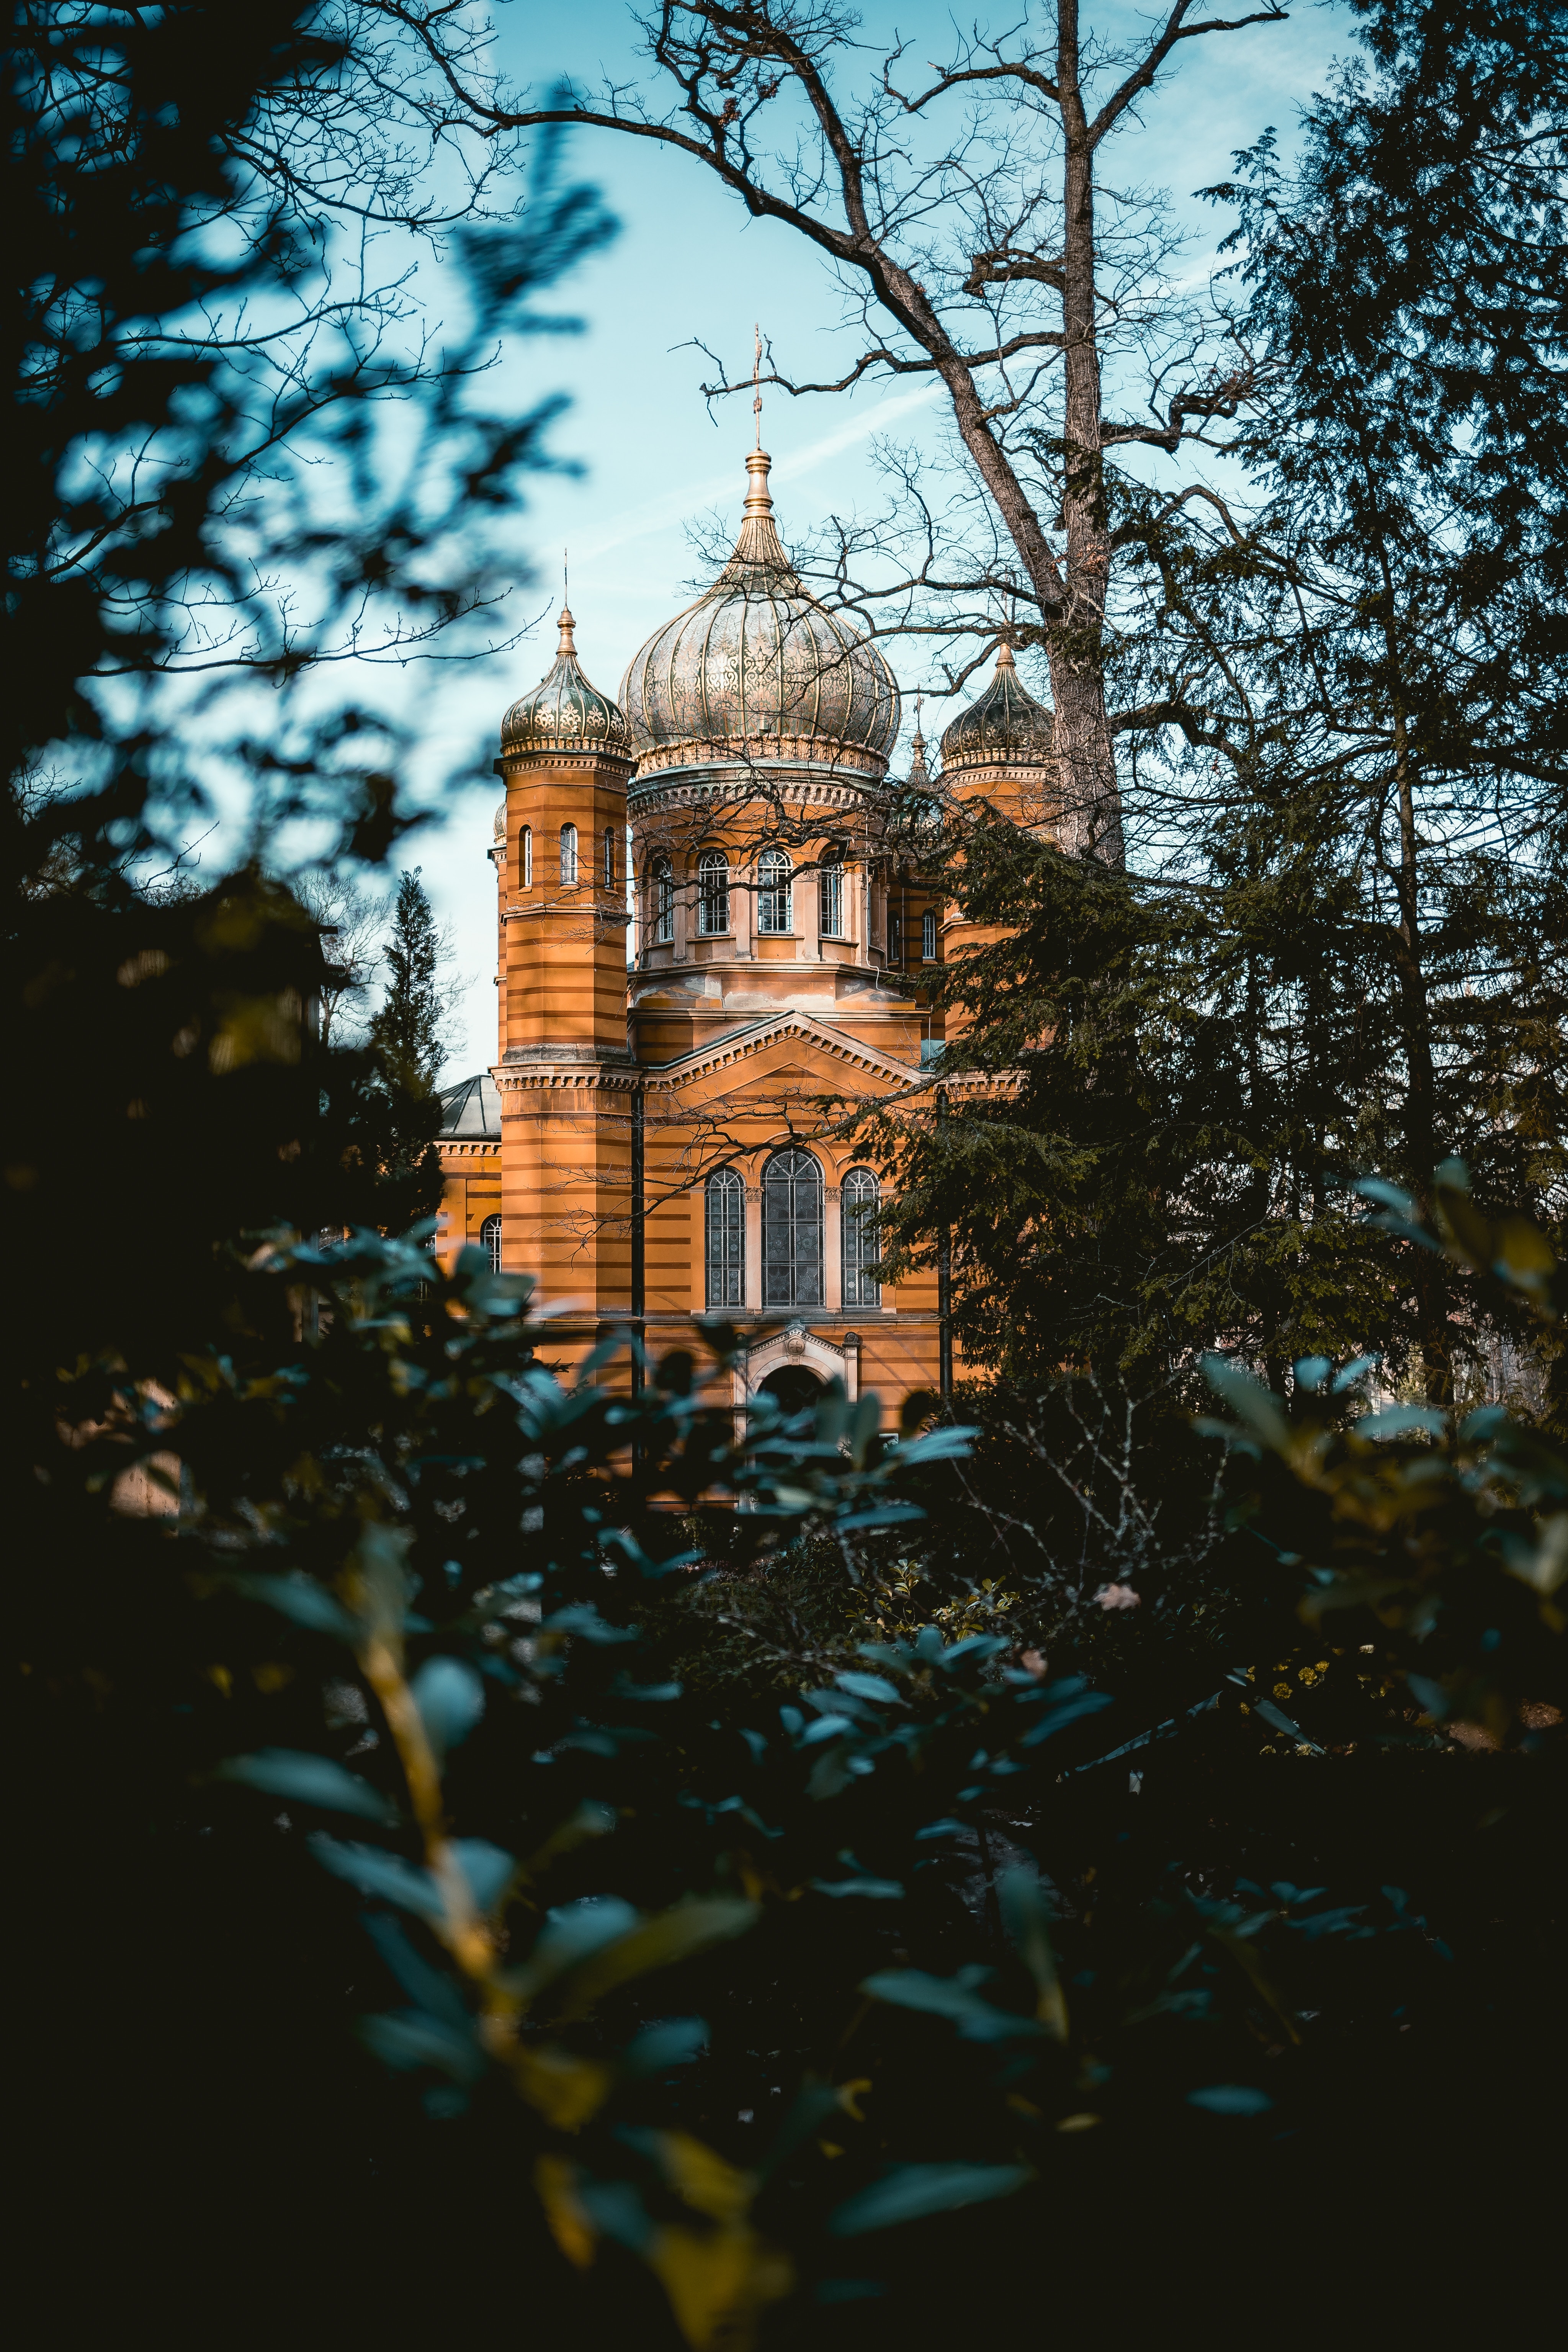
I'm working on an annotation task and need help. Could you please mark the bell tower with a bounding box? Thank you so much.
[492,607,637,1315]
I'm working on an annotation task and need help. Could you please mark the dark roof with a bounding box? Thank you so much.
[437,1072,500,1141]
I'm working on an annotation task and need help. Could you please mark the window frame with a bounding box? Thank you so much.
[522,824,532,889]
[761,1147,824,1309]
[697,848,730,937]
[921,908,937,961]
[652,854,675,944]
[840,1167,881,1308]
[757,845,793,936]
[559,822,578,886]
[818,857,845,940]
[480,1214,503,1274]
[603,826,616,888]
[704,1166,746,1308]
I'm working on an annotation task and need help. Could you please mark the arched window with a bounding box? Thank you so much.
[819,856,845,939]
[922,908,937,961]
[559,823,578,885]
[762,1148,823,1308]
[698,849,729,936]
[480,1214,502,1274]
[757,846,793,934]
[520,825,533,888]
[841,1168,881,1307]
[705,1168,745,1308]
[603,826,616,888]
[652,854,674,944]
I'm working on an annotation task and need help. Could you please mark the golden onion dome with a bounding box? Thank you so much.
[620,450,900,782]
[500,607,631,758]
[939,642,1054,776]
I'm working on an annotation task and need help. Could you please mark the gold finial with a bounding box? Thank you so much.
[743,443,774,515]
[753,322,764,449]
[996,639,1016,671]
[557,603,576,656]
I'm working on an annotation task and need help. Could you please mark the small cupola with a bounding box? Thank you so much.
[501,607,630,758]
[939,641,1054,779]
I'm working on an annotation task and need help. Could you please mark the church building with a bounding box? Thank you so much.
[433,443,1056,1422]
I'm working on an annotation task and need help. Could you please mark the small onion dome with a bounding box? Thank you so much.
[939,641,1053,776]
[492,801,505,842]
[501,607,630,757]
[620,449,900,778]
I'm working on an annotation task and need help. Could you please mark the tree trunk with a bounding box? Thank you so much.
[1051,0,1125,869]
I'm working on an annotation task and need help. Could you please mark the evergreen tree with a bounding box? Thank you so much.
[357,869,446,1222]
[873,0,1567,1408]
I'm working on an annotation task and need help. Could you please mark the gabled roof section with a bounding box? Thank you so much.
[437,1071,501,1140]
[643,1010,925,1094]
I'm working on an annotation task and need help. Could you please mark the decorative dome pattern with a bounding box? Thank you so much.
[501,608,630,757]
[620,451,900,779]
[939,643,1054,776]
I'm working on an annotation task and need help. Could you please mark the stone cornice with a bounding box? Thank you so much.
[494,749,634,778]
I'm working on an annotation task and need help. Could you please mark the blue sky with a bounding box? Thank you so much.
[385,1,1355,1076]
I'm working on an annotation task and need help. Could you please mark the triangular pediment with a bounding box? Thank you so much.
[645,1011,925,1098]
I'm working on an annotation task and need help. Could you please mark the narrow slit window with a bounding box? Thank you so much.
[757,846,793,935]
[603,826,615,888]
[922,908,937,960]
[840,1169,881,1308]
[652,855,674,943]
[522,825,533,888]
[819,858,844,939]
[698,849,729,936]
[887,912,902,966]
[559,823,578,885]
[705,1168,745,1308]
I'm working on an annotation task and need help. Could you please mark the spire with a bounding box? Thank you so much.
[908,690,930,785]
[752,321,764,449]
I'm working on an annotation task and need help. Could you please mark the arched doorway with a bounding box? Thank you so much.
[757,1363,823,1416]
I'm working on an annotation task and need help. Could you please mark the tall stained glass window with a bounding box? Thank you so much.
[705,1168,745,1307]
[840,1169,881,1307]
[762,1148,823,1308]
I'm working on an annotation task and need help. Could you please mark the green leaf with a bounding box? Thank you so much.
[217,1748,397,1824]
[860,1966,1044,2041]
[834,1672,903,1705]
[546,1897,759,2021]
[451,1838,515,1912]
[829,2163,1032,2237]
[308,1833,443,1920]
[411,1656,485,1759]
[230,1573,357,1639]
[1187,2085,1272,2116]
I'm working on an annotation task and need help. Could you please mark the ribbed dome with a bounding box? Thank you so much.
[939,643,1054,776]
[620,450,899,779]
[501,608,631,757]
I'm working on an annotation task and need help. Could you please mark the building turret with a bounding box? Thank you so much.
[937,643,1058,1034]
[491,607,636,1305]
